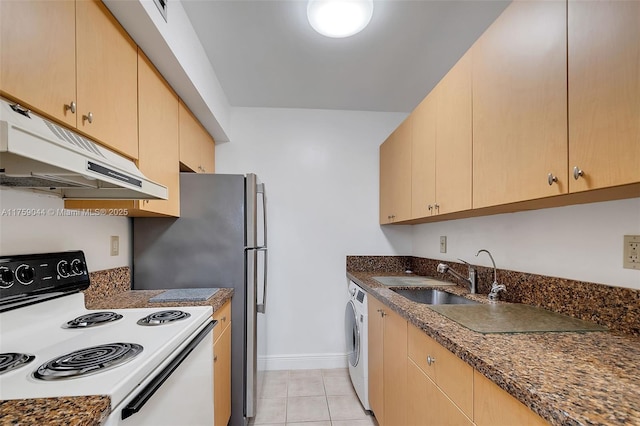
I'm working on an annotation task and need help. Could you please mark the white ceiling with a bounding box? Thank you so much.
[181,0,510,113]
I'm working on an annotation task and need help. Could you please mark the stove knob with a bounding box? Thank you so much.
[15,264,35,285]
[0,266,14,288]
[70,259,84,275]
[57,260,71,278]
[350,288,357,297]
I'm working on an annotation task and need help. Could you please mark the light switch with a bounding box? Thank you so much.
[110,236,119,256]
[440,236,447,253]
[623,235,639,270]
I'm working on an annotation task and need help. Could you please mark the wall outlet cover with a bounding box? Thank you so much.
[440,236,447,253]
[623,235,639,270]
[110,236,119,256]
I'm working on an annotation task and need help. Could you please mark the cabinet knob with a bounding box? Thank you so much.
[65,101,76,114]
[573,166,584,180]
[547,173,558,186]
[221,316,226,322]
[427,355,436,366]
[214,355,218,362]
[434,204,440,211]
[83,112,93,124]
[428,205,433,211]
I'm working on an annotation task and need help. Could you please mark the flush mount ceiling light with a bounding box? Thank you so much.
[307,0,374,38]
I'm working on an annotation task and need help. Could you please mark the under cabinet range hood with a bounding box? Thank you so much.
[0,98,167,200]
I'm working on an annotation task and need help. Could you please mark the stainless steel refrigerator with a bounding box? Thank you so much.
[132,173,267,426]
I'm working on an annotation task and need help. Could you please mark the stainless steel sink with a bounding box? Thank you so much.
[392,288,480,305]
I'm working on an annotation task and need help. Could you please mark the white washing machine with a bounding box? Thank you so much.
[345,280,370,411]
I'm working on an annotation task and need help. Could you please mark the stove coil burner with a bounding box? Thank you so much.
[63,311,123,328]
[33,343,143,380]
[137,310,191,326]
[0,353,36,375]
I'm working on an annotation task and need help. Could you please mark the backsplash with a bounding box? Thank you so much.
[346,256,640,336]
[84,267,131,307]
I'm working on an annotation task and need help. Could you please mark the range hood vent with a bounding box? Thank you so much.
[0,99,168,200]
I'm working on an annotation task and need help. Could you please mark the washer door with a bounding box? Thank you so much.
[345,300,360,367]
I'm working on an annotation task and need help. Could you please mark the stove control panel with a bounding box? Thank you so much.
[0,251,90,302]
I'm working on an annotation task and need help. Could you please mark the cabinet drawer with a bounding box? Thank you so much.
[213,300,231,341]
[408,324,473,418]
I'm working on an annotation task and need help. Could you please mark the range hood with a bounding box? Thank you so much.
[0,98,167,200]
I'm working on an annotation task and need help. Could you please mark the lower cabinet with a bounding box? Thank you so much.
[474,370,548,426]
[369,296,549,426]
[213,301,232,426]
[368,296,407,426]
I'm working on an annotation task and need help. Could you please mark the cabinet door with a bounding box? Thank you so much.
[474,371,548,426]
[383,307,407,426]
[214,322,231,426]
[411,92,437,219]
[76,0,138,159]
[137,50,180,217]
[179,101,216,173]
[472,0,567,208]
[407,360,472,426]
[380,117,412,224]
[568,0,640,192]
[435,51,472,215]
[368,297,385,424]
[0,0,76,127]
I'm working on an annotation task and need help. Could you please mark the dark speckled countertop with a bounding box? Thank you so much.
[0,280,233,426]
[348,270,640,426]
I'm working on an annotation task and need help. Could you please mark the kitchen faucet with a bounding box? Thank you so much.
[437,260,477,294]
[475,249,506,301]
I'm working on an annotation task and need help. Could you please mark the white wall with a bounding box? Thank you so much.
[412,197,640,290]
[0,189,131,272]
[216,107,412,369]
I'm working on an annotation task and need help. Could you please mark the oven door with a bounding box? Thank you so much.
[106,320,216,426]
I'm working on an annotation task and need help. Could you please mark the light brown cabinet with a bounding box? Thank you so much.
[76,0,138,159]
[1,0,138,159]
[0,0,77,128]
[474,370,548,426]
[472,0,568,209]
[179,101,215,173]
[65,50,180,217]
[407,359,473,426]
[213,301,231,426]
[380,116,412,224]
[367,296,407,426]
[411,51,472,218]
[567,0,640,192]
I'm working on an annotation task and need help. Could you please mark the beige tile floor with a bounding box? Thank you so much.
[249,368,378,426]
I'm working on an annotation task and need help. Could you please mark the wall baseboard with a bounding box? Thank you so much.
[258,353,348,371]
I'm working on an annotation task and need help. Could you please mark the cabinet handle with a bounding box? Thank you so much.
[428,205,433,212]
[83,111,93,124]
[214,355,218,362]
[221,316,226,322]
[434,204,439,212]
[376,309,386,317]
[547,173,558,186]
[65,101,76,114]
[427,355,436,366]
[573,166,584,180]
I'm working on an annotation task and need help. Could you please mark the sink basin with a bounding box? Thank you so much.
[392,288,479,305]
[373,276,455,287]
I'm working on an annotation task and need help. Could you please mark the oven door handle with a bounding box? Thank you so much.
[121,320,216,420]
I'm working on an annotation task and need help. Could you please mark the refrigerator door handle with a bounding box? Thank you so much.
[257,247,267,314]
[257,183,267,248]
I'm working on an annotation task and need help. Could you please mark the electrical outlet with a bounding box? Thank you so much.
[623,235,640,270]
[110,236,119,256]
[440,236,447,253]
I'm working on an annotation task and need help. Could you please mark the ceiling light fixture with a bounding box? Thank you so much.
[307,0,374,38]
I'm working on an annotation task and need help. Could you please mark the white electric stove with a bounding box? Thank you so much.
[0,251,215,425]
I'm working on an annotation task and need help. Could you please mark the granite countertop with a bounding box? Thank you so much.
[348,271,640,426]
[0,288,233,426]
[0,396,110,426]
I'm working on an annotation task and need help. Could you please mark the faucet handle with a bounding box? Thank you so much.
[457,258,470,265]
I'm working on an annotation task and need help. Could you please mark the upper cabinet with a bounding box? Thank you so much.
[76,0,138,159]
[472,0,568,209]
[567,0,640,192]
[412,51,472,219]
[380,116,412,224]
[179,101,216,174]
[1,0,77,128]
[1,0,138,159]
